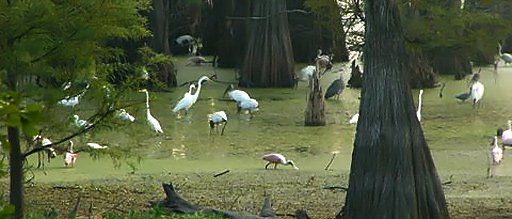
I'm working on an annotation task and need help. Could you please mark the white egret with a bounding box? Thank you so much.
[208,111,228,135]
[172,76,211,117]
[416,89,424,122]
[498,43,512,65]
[73,115,92,129]
[140,89,164,134]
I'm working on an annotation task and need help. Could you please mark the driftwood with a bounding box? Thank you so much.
[151,183,311,219]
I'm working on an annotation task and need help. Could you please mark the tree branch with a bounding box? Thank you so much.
[226,9,310,20]
[30,30,78,63]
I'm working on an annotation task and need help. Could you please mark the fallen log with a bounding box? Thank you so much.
[150,183,311,219]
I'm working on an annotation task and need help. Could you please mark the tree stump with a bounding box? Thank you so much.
[304,61,326,126]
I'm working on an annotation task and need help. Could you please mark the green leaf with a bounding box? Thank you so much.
[0,204,15,218]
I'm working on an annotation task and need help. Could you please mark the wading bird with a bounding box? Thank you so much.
[64,140,78,167]
[32,135,57,169]
[223,84,250,103]
[488,136,503,178]
[499,120,512,147]
[470,80,485,108]
[262,153,299,170]
[140,89,164,134]
[237,98,259,119]
[208,111,228,135]
[73,115,92,129]
[172,76,211,118]
[58,83,90,107]
[325,72,345,100]
[498,43,512,65]
[86,142,108,149]
[416,89,424,122]
[116,109,135,122]
[349,113,359,125]
[299,65,316,81]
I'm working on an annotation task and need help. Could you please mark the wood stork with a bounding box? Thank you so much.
[262,153,299,170]
[64,140,78,167]
[86,142,108,149]
[488,136,503,178]
[116,109,135,122]
[32,135,57,169]
[209,111,228,135]
[175,35,195,46]
[315,49,333,73]
[58,83,90,107]
[416,89,424,122]
[498,43,512,65]
[172,76,211,117]
[299,65,316,81]
[324,73,345,100]
[73,115,92,129]
[237,98,259,119]
[139,89,164,134]
[223,84,250,103]
[469,81,484,108]
[187,56,212,65]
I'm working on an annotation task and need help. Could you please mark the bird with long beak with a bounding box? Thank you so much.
[262,153,299,170]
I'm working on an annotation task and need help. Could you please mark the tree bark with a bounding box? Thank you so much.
[304,63,326,126]
[340,0,449,218]
[240,0,295,87]
[407,49,438,88]
[148,0,177,88]
[8,127,23,219]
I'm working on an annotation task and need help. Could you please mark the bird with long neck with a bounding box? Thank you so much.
[140,89,163,134]
[172,76,211,118]
[498,43,512,65]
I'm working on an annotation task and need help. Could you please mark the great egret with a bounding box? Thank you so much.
[498,43,512,65]
[223,84,250,103]
[262,153,299,170]
[325,72,345,100]
[116,109,135,122]
[172,76,211,117]
[183,84,196,98]
[64,140,78,167]
[237,98,259,119]
[140,89,164,134]
[209,111,228,135]
[73,115,92,129]
[416,89,424,122]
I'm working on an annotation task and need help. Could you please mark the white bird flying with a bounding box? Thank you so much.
[172,76,211,117]
[416,89,424,122]
[140,89,164,134]
[73,114,92,129]
[209,111,228,135]
[116,109,135,122]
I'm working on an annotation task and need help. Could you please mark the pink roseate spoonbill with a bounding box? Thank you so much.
[64,140,78,167]
[499,120,512,148]
[262,153,299,170]
[209,111,228,135]
[488,136,503,178]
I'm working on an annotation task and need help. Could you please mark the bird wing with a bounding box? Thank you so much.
[173,96,193,112]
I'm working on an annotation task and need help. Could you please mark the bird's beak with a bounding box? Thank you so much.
[293,166,299,170]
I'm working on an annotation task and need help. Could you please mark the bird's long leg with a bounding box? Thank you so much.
[265,162,271,170]
[37,152,42,169]
[221,121,227,135]
[274,163,278,169]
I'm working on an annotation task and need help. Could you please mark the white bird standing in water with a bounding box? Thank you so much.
[172,76,211,118]
[209,111,228,135]
[416,89,424,122]
[140,89,164,134]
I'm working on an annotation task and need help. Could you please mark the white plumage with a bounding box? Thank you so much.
[491,136,503,165]
[498,43,512,64]
[86,142,108,149]
[117,109,135,122]
[209,111,228,135]
[175,35,195,46]
[469,81,484,106]
[183,84,196,98]
[58,96,80,107]
[501,120,512,145]
[416,89,424,122]
[349,113,359,124]
[140,89,164,134]
[73,114,92,129]
[299,65,316,81]
[238,98,259,118]
[172,76,211,116]
[64,140,77,167]
[223,84,251,103]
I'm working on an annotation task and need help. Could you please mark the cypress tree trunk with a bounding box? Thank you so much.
[407,49,438,88]
[340,0,449,218]
[148,0,177,88]
[8,127,23,219]
[240,0,295,87]
[304,61,325,126]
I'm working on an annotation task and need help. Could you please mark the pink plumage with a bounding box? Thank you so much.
[262,153,299,170]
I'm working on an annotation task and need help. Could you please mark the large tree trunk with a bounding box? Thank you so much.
[8,127,23,219]
[304,63,326,126]
[240,0,295,87]
[148,0,177,88]
[340,0,449,218]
